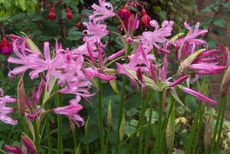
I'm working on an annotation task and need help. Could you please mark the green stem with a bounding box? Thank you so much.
[46,118,53,154]
[86,144,90,154]
[56,92,63,154]
[98,79,105,154]
[192,105,204,154]
[153,92,164,154]
[209,96,226,153]
[144,106,153,154]
[34,120,40,153]
[138,90,148,154]
[185,104,202,153]
[214,96,227,153]
[116,76,127,154]
[105,126,111,154]
[71,126,77,152]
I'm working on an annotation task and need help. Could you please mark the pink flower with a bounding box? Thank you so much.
[141,20,174,53]
[89,0,115,23]
[0,95,17,125]
[189,47,228,75]
[83,21,109,43]
[53,96,84,127]
[8,41,53,79]
[190,63,226,75]
[116,45,155,80]
[180,86,218,105]
[174,22,208,60]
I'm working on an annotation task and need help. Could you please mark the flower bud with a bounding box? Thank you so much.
[141,9,151,27]
[119,112,125,140]
[48,7,56,21]
[117,3,131,28]
[221,66,230,96]
[177,49,205,75]
[76,22,81,29]
[107,101,112,126]
[66,7,73,20]
[22,135,37,154]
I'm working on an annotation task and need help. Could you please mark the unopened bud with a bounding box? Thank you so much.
[107,101,112,126]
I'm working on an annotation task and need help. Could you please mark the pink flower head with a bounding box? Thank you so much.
[51,49,92,98]
[53,96,84,127]
[82,43,116,81]
[0,95,17,125]
[174,22,208,60]
[189,47,228,75]
[116,45,155,81]
[8,40,53,79]
[83,21,109,43]
[141,9,151,27]
[141,20,174,53]
[89,0,115,23]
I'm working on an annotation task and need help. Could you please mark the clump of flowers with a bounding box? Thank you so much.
[1,0,229,153]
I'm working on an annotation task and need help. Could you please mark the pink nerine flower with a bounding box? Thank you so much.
[190,47,228,75]
[116,45,155,80]
[53,96,84,127]
[174,22,208,60]
[0,95,17,125]
[141,20,174,53]
[83,21,109,43]
[89,0,115,23]
[8,40,53,79]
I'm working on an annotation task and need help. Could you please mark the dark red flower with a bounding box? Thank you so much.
[141,9,151,27]
[66,7,73,20]
[0,37,13,55]
[76,22,81,29]
[117,4,132,28]
[48,7,56,21]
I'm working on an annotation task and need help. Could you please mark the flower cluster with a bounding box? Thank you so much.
[1,0,228,129]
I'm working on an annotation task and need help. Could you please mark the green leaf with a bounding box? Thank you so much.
[67,27,82,41]
[166,102,175,151]
[213,18,226,28]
